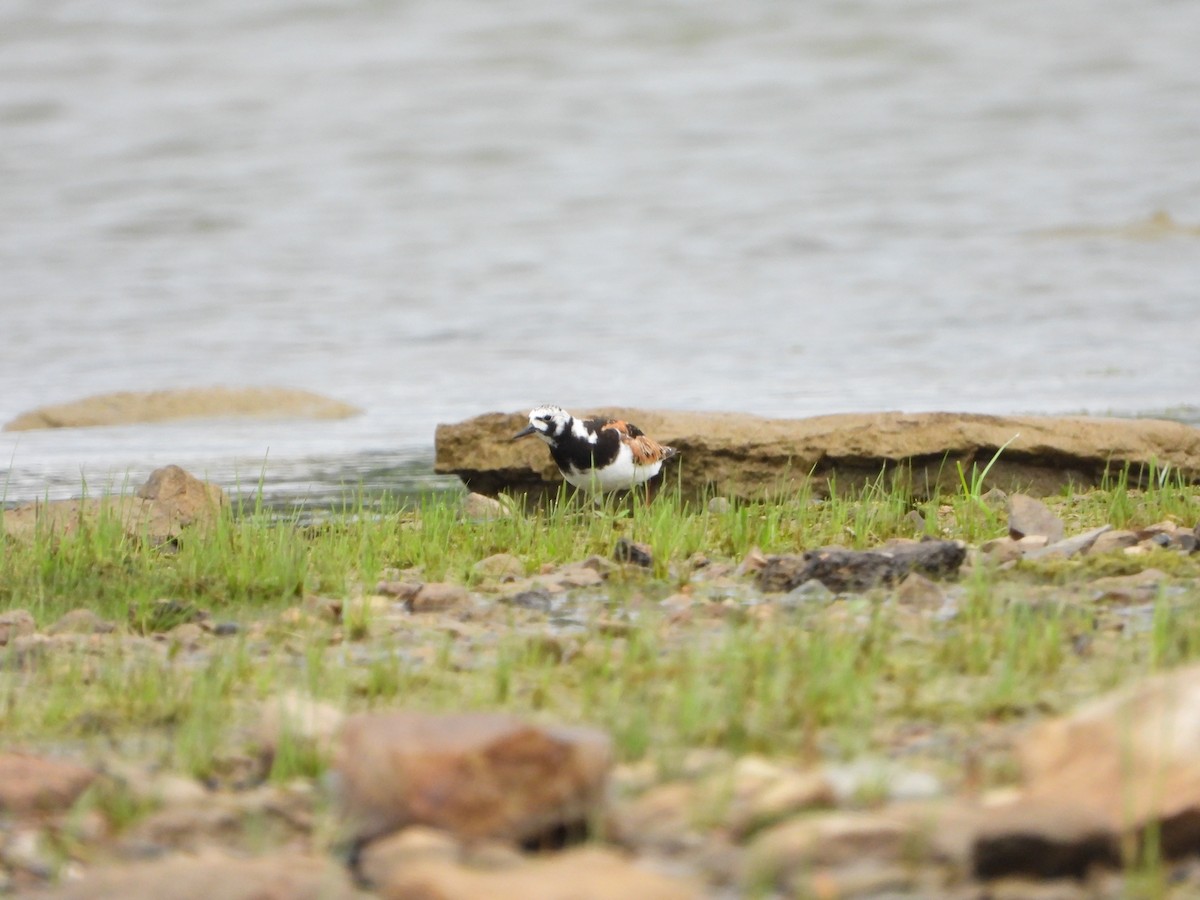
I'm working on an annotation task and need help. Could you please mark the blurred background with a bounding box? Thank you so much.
[2,0,1198,505]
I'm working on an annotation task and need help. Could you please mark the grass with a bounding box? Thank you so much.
[0,473,1198,872]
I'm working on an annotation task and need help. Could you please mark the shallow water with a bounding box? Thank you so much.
[2,0,1198,503]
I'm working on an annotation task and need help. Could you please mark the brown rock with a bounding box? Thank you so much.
[979,536,1023,564]
[0,609,36,645]
[726,757,836,838]
[894,571,946,609]
[1087,529,1139,555]
[381,846,698,900]
[334,711,612,846]
[358,826,460,888]
[1006,494,1064,543]
[47,608,116,635]
[257,690,346,760]
[4,387,361,431]
[461,492,511,520]
[38,850,361,900]
[1023,525,1112,561]
[472,553,525,580]
[410,582,469,613]
[0,753,96,816]
[612,781,702,854]
[748,809,914,888]
[1015,660,1200,859]
[435,410,1200,500]
[376,580,422,601]
[1,465,225,545]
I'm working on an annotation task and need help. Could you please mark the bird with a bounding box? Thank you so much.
[512,405,678,494]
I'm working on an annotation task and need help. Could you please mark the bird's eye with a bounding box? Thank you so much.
[539,415,552,422]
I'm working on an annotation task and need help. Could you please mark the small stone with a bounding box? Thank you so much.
[47,608,115,635]
[707,497,731,514]
[1015,535,1050,551]
[0,609,36,645]
[502,589,553,612]
[613,538,653,568]
[736,546,768,575]
[1087,530,1139,555]
[1007,494,1065,543]
[380,847,697,900]
[334,711,613,846]
[462,492,510,520]
[902,509,926,531]
[410,582,469,613]
[979,536,1023,564]
[0,753,96,816]
[358,826,459,888]
[257,690,346,759]
[557,566,604,589]
[471,553,524,581]
[165,622,205,648]
[209,621,240,637]
[376,581,422,601]
[780,580,834,607]
[894,571,945,609]
[1024,525,1112,561]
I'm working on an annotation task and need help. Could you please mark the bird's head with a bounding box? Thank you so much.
[512,405,572,443]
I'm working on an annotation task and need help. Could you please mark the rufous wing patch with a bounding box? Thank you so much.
[601,419,675,465]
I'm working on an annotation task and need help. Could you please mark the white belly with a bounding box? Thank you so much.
[563,443,662,493]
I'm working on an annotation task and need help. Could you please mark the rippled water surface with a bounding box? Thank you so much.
[2,0,1198,502]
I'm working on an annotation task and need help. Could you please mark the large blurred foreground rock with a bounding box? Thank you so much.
[4,386,361,431]
[334,711,613,849]
[38,851,362,900]
[1,465,225,544]
[436,410,1200,499]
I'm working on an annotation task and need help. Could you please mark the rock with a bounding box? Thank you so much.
[614,538,653,568]
[37,850,361,900]
[0,753,96,816]
[1086,530,1139,555]
[0,609,36,646]
[736,546,768,575]
[380,846,698,900]
[462,491,511,520]
[1006,494,1064,543]
[970,799,1120,880]
[759,541,966,593]
[47,609,116,635]
[257,690,346,759]
[708,497,731,514]
[726,757,836,838]
[1015,535,1050,551]
[1,465,226,545]
[611,782,702,854]
[1023,525,1112,561]
[333,711,612,847]
[435,410,1200,500]
[376,580,422,601]
[357,826,460,887]
[1011,660,1200,861]
[894,571,945,609]
[410,582,469,613]
[979,536,1023,564]
[4,387,361,431]
[472,553,524,580]
[823,759,944,805]
[748,809,916,889]
[780,580,836,607]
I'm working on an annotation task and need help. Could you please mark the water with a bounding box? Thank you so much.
[2,0,1198,504]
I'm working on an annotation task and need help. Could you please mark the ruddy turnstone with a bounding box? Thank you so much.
[512,405,678,493]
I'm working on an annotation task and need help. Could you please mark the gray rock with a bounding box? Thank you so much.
[1024,525,1112,561]
[1006,494,1064,543]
